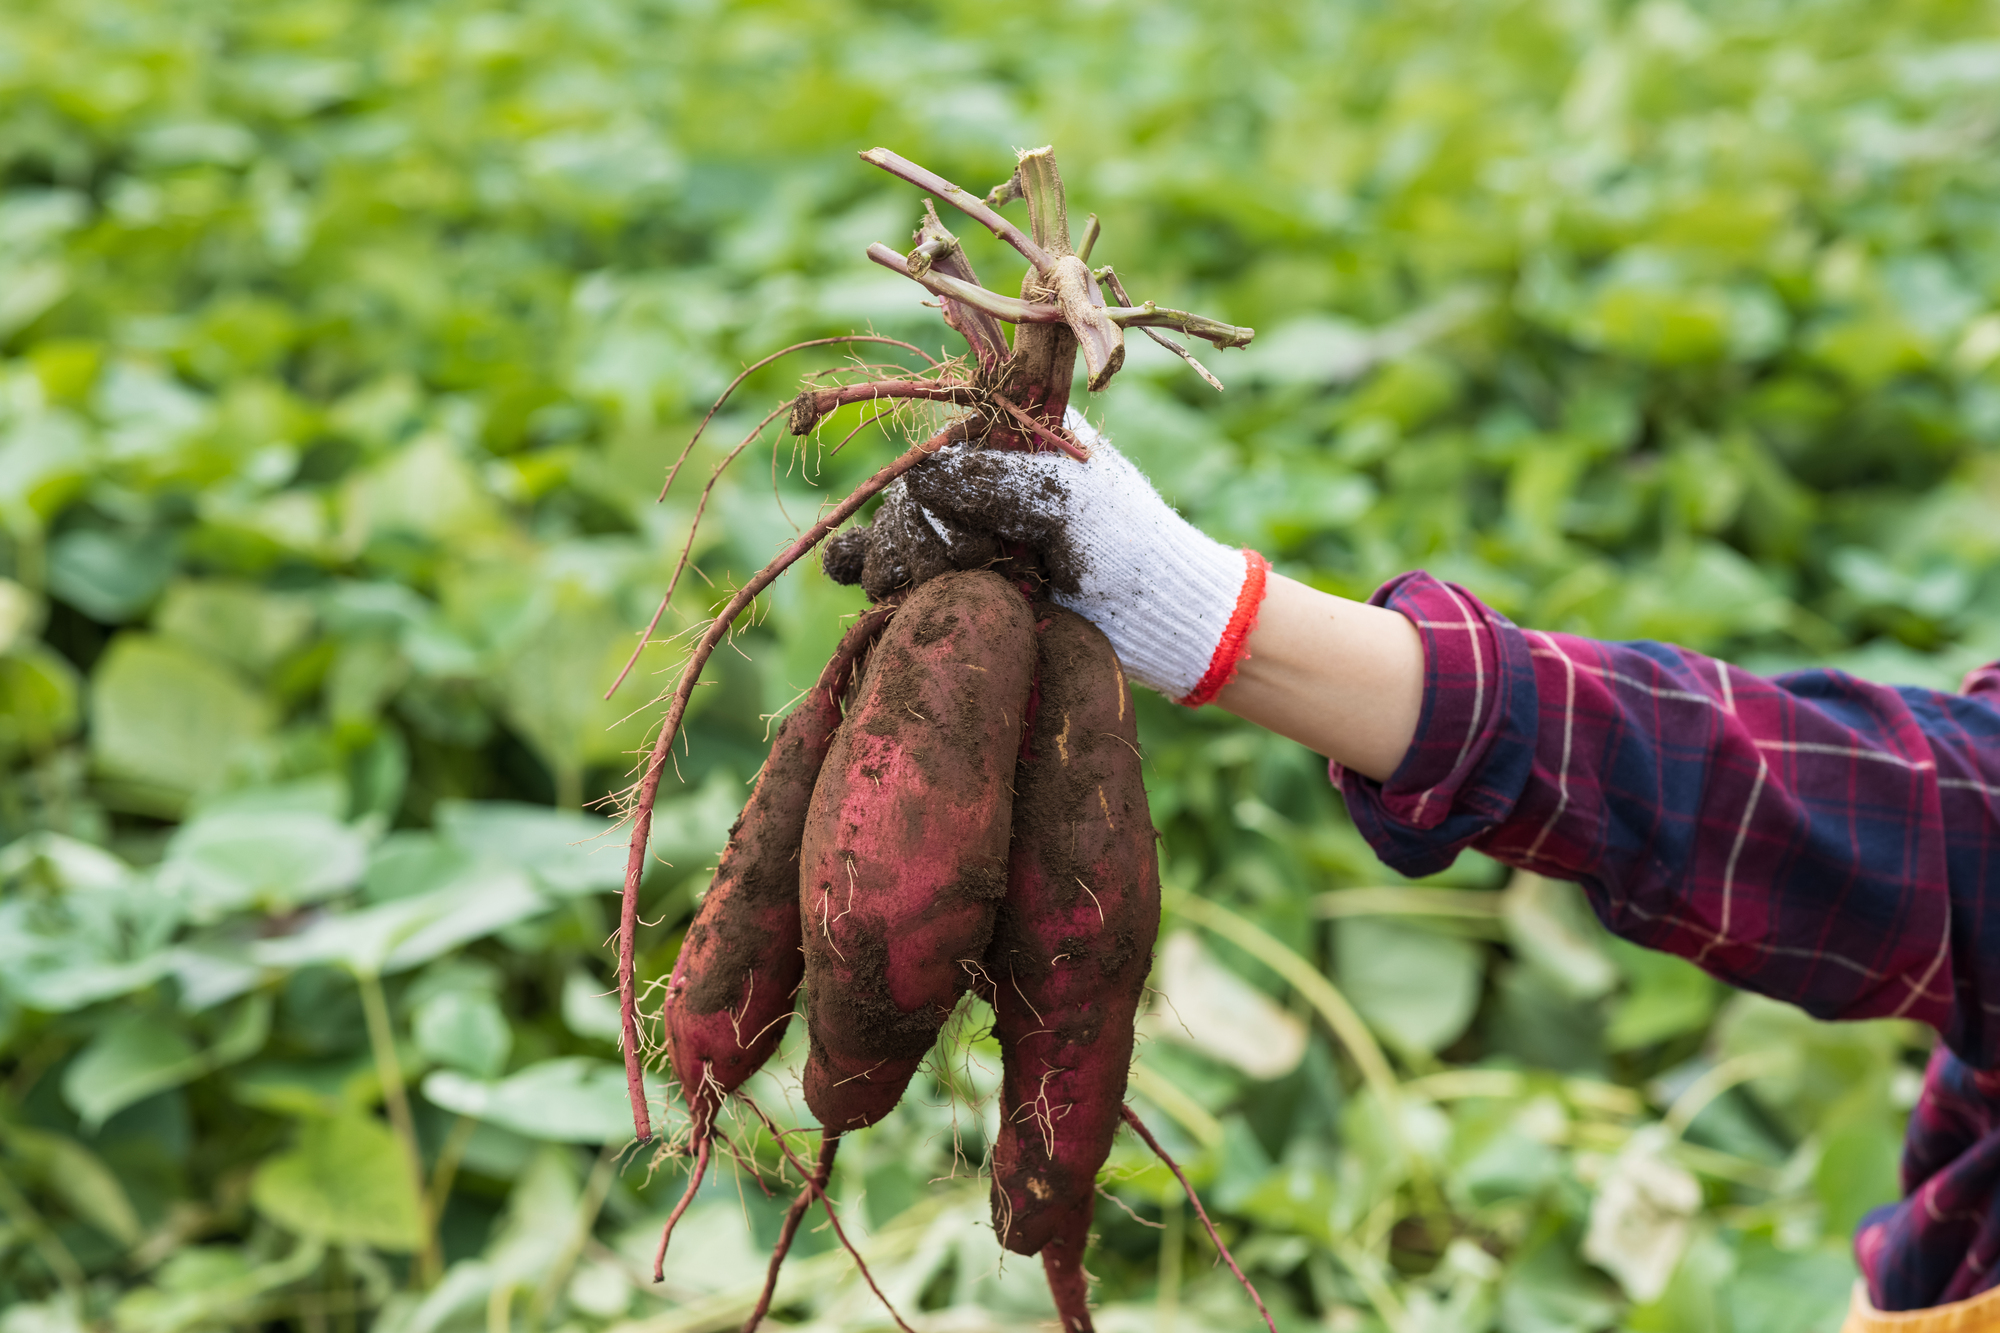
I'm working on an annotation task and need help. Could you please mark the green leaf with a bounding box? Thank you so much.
[0,576,43,653]
[421,1057,645,1143]
[250,1113,423,1250]
[46,529,175,623]
[361,832,476,902]
[158,806,367,922]
[1725,1237,1855,1333]
[0,1123,141,1245]
[88,634,273,812]
[488,592,660,802]
[339,432,506,550]
[62,1014,201,1131]
[1483,962,1609,1075]
[0,830,131,891]
[433,800,624,895]
[0,1295,88,1333]
[560,969,622,1043]
[61,996,270,1130]
[1145,930,1307,1079]
[0,644,79,757]
[153,580,315,676]
[1496,1235,1622,1333]
[1715,993,1915,1138]
[1334,917,1483,1057]
[1624,1223,1735,1333]
[1502,872,1616,1001]
[1815,1092,1903,1236]
[1584,278,1732,366]
[110,1240,327,1333]
[231,1055,380,1119]
[253,869,545,976]
[1605,939,1723,1052]
[412,989,511,1078]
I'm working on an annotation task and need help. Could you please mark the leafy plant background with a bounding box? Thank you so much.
[3,0,1995,1329]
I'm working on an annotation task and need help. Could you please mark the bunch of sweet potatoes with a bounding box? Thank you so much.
[617,143,1267,1333]
[659,563,1156,1332]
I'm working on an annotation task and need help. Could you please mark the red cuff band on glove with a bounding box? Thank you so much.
[1179,550,1269,708]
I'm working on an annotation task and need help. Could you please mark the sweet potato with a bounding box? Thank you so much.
[663,605,894,1134]
[800,569,1036,1131]
[987,609,1160,1281]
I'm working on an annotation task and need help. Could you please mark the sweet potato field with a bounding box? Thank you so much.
[4,1,2000,1331]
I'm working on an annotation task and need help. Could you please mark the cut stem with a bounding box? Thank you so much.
[1097,267,1224,391]
[869,243,1060,324]
[741,1134,840,1333]
[1015,147,1074,258]
[912,200,1009,370]
[1120,1106,1278,1333]
[865,244,1253,349]
[858,147,1053,274]
[1108,301,1254,347]
[616,420,969,1142]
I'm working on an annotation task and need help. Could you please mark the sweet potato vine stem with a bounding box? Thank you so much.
[616,421,965,1144]
[865,244,1255,351]
[857,147,1053,273]
[1096,266,1224,392]
[1120,1105,1279,1333]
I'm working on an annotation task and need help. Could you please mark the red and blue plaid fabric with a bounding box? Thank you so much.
[1332,572,2000,1312]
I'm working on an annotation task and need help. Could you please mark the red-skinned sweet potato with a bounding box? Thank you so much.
[800,569,1036,1131]
[663,604,894,1134]
[987,610,1160,1300]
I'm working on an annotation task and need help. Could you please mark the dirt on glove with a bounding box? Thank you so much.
[822,442,1084,599]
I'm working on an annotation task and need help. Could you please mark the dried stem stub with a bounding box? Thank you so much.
[855,142,1253,444]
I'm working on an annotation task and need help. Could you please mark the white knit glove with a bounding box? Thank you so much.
[902,410,1268,705]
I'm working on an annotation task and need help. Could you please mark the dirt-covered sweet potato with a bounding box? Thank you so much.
[987,608,1161,1287]
[799,569,1036,1131]
[662,605,893,1133]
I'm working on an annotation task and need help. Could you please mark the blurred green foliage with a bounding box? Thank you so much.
[3,0,1995,1328]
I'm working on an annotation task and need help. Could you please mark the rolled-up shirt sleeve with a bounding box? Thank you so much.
[1334,571,2000,1067]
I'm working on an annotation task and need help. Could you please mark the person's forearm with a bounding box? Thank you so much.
[1212,573,1423,781]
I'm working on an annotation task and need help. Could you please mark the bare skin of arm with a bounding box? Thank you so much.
[1213,572,1425,783]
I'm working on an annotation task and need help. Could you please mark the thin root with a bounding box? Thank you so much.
[651,1134,711,1282]
[741,1134,839,1333]
[740,1099,917,1333]
[1120,1105,1278,1333]
[661,335,938,502]
[608,400,793,701]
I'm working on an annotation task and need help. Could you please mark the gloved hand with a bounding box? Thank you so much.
[823,410,1268,705]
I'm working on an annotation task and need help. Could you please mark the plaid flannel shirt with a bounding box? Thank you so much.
[1332,572,2000,1312]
